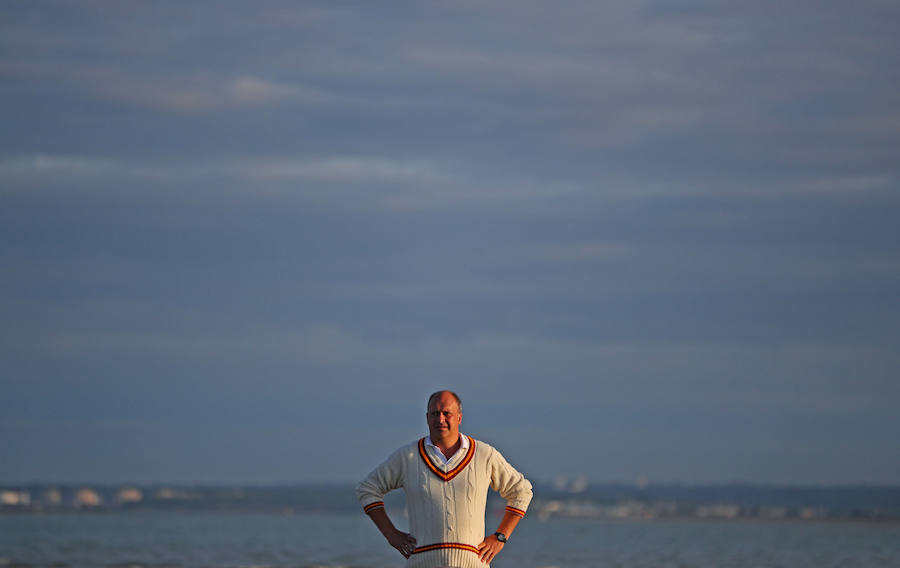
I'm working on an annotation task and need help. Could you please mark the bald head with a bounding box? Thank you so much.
[427,390,462,413]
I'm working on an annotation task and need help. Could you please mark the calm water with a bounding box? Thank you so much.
[1,512,898,568]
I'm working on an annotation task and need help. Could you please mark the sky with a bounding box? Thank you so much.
[1,1,899,486]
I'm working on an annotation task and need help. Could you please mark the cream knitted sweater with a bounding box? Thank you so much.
[357,436,533,568]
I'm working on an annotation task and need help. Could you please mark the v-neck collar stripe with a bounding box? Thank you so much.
[417,436,476,482]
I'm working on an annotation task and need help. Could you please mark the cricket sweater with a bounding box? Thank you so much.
[357,435,533,568]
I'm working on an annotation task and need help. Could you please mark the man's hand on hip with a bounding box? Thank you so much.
[477,534,505,564]
[386,528,417,558]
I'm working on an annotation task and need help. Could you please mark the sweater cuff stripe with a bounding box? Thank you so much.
[505,505,526,518]
[363,501,385,514]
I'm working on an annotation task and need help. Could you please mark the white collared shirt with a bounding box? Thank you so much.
[424,432,470,465]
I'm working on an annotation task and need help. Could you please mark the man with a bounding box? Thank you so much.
[357,390,533,567]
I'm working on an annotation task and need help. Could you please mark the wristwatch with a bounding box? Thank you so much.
[494,532,507,543]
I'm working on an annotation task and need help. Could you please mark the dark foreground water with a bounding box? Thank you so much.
[1,512,898,568]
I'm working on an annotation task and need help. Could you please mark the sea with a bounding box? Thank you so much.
[2,512,898,568]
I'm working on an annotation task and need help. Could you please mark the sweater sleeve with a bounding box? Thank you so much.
[489,447,533,518]
[355,446,406,513]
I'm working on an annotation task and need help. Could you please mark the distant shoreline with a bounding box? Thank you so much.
[3,482,899,523]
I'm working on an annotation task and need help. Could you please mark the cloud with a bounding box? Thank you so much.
[534,242,633,262]
[1,59,335,112]
[0,153,581,209]
[86,71,337,112]
[0,155,120,176]
[6,153,892,201]
[0,155,181,191]
[721,175,897,197]
[0,154,441,187]
[235,156,445,184]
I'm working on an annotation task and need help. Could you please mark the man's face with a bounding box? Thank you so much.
[426,392,462,442]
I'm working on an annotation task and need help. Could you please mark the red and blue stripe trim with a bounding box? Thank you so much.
[505,505,526,518]
[363,501,385,514]
[412,542,480,555]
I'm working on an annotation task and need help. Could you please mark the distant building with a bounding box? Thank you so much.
[156,487,179,500]
[116,487,143,504]
[635,475,649,490]
[697,504,740,519]
[759,506,788,519]
[42,488,62,506]
[569,476,589,493]
[155,487,194,501]
[0,490,31,506]
[74,488,102,507]
[608,500,654,520]
[800,507,823,520]
[552,476,568,491]
[536,499,563,520]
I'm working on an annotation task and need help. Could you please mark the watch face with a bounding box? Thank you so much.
[495,532,507,542]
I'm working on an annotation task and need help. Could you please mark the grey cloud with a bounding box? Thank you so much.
[1,153,582,211]
[2,63,336,112]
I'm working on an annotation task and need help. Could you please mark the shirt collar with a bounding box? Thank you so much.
[424,433,469,464]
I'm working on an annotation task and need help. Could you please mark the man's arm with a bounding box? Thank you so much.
[479,446,534,564]
[476,509,522,564]
[356,447,414,558]
[365,505,418,559]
